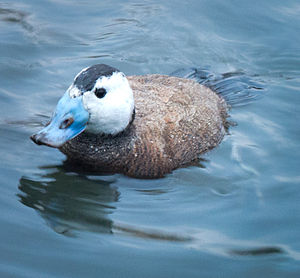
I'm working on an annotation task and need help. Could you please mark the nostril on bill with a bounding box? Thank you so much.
[60,118,74,129]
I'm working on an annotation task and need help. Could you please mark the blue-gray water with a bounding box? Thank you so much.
[0,0,300,277]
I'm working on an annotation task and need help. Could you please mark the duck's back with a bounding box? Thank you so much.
[60,74,228,178]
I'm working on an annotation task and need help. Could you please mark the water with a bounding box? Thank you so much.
[0,0,300,277]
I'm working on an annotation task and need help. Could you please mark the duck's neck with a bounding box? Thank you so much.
[86,107,136,138]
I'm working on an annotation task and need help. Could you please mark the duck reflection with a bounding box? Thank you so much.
[18,165,119,236]
[17,165,288,257]
[18,164,191,242]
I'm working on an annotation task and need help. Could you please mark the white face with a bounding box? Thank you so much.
[75,72,135,135]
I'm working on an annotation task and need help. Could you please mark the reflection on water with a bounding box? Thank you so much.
[17,164,192,242]
[18,165,300,261]
[18,165,118,236]
[230,247,283,256]
[0,5,33,33]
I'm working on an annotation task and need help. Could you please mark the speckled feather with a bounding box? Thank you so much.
[60,74,229,178]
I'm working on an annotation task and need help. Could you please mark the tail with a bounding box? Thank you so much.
[170,67,265,107]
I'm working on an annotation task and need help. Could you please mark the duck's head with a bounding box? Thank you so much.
[31,64,134,148]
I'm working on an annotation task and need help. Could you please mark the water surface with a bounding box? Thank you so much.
[0,0,300,277]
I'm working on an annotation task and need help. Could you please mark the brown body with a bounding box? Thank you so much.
[60,74,228,178]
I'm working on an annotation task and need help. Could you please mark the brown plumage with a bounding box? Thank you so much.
[59,74,229,178]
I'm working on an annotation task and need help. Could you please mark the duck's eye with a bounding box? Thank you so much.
[94,88,107,99]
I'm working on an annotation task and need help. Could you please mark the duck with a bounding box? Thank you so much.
[30,64,233,178]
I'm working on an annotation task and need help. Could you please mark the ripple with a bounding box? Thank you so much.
[186,228,300,261]
[230,246,283,256]
[0,4,33,33]
[113,221,192,242]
